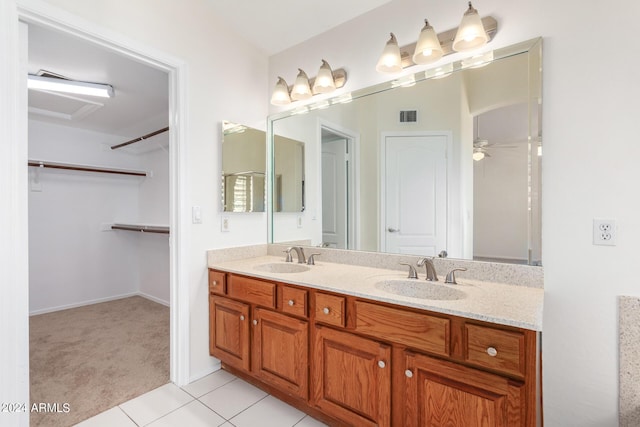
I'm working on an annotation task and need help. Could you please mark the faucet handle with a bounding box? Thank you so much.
[399,262,418,279]
[307,253,321,265]
[445,268,467,284]
[283,248,293,263]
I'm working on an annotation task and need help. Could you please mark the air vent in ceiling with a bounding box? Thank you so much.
[399,110,417,123]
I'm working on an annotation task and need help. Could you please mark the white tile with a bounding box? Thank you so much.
[147,400,226,427]
[119,383,194,426]
[182,369,237,397]
[74,406,137,427]
[199,379,267,419]
[294,415,329,427]
[230,395,305,427]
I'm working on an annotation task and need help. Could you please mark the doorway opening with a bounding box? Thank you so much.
[320,123,359,250]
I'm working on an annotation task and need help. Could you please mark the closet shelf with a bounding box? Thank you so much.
[111,223,170,234]
[28,160,147,177]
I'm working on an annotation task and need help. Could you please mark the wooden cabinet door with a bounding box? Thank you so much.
[210,295,250,371]
[252,308,309,399]
[404,351,525,427]
[312,325,391,427]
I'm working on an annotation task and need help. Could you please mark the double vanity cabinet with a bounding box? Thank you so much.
[208,263,541,426]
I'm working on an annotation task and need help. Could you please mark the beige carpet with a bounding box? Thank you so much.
[29,296,170,427]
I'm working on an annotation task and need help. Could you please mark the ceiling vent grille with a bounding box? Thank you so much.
[399,110,417,123]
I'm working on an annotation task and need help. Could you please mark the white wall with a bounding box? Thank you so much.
[28,120,170,313]
[269,0,640,425]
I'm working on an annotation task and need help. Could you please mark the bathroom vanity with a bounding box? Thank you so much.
[208,252,542,426]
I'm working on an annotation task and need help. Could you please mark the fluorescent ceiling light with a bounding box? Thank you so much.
[28,74,115,98]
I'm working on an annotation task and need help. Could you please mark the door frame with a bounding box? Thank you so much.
[3,3,191,414]
[318,119,360,250]
[379,131,453,254]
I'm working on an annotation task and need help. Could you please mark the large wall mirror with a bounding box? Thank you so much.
[268,38,542,266]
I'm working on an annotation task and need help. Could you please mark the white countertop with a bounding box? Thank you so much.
[209,255,543,331]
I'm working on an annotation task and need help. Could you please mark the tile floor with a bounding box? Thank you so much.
[75,370,327,427]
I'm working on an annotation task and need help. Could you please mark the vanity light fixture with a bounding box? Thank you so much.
[312,60,337,94]
[28,74,114,98]
[424,63,454,79]
[375,5,497,74]
[270,61,348,106]
[291,69,313,101]
[270,77,292,106]
[376,33,403,73]
[413,20,444,65]
[452,2,489,52]
[460,50,494,69]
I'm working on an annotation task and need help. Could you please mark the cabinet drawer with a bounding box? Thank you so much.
[354,301,450,357]
[465,323,525,377]
[281,286,307,317]
[209,270,226,295]
[315,293,345,327]
[228,275,276,308]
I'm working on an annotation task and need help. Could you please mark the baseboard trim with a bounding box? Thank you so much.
[29,291,170,316]
[138,292,170,307]
[29,292,139,316]
[189,361,222,385]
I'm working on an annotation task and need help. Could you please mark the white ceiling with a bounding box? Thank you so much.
[28,24,169,141]
[207,0,392,55]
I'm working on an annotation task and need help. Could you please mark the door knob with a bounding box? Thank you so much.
[387,227,400,233]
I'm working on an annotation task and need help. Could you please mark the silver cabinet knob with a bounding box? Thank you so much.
[288,299,295,306]
[239,315,245,321]
[405,369,413,378]
[487,346,498,357]
[378,360,386,369]
[322,307,330,315]
[252,319,258,326]
[212,280,218,286]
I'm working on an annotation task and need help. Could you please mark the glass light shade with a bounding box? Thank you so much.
[425,63,454,79]
[270,77,291,106]
[472,149,486,161]
[376,33,403,74]
[312,60,337,94]
[452,2,488,52]
[291,69,312,101]
[412,20,444,65]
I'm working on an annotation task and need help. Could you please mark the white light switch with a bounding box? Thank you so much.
[192,206,202,224]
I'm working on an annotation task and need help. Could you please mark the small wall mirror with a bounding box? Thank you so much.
[268,38,542,266]
[221,121,266,212]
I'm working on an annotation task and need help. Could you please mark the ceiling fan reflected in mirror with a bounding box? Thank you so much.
[472,115,519,161]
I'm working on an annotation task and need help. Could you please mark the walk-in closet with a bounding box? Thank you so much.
[27,23,171,426]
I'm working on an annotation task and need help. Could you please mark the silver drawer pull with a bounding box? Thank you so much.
[486,346,498,357]
[252,319,258,326]
[322,307,330,315]
[239,315,245,321]
[405,369,413,378]
[288,299,295,306]
[378,360,386,369]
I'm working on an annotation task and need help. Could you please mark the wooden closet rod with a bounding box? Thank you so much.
[28,160,147,177]
[110,126,169,150]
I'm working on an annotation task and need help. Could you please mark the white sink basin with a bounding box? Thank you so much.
[374,279,466,301]
[254,263,310,273]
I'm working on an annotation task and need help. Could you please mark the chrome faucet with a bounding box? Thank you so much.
[399,262,418,279]
[285,246,306,264]
[417,257,438,281]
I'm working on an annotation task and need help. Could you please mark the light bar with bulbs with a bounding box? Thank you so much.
[28,74,115,98]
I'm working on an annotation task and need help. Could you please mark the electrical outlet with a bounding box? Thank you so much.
[297,215,303,228]
[593,219,616,246]
[221,216,230,232]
